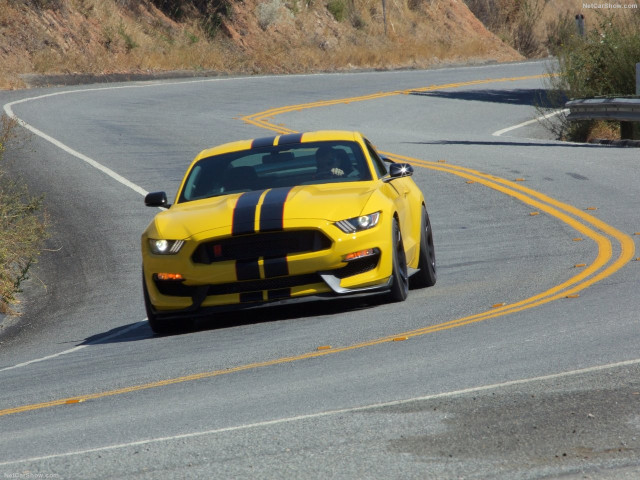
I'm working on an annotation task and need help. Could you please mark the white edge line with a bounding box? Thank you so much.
[492,108,569,137]
[1,356,639,467]
[0,322,147,373]
[3,99,148,198]
[2,61,548,198]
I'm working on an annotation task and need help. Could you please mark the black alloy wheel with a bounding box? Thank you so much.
[387,218,409,302]
[410,206,437,289]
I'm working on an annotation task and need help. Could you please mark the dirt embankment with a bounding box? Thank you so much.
[0,0,522,89]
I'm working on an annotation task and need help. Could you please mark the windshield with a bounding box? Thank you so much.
[178,141,372,203]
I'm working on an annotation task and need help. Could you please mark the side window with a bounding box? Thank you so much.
[182,164,202,200]
[365,140,388,179]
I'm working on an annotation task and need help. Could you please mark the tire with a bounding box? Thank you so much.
[143,272,195,335]
[410,206,437,289]
[387,218,409,302]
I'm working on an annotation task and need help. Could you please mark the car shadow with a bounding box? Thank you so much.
[81,295,387,344]
[405,140,612,148]
[409,88,561,107]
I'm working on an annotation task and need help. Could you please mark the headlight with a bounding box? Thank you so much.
[149,239,185,255]
[334,212,381,234]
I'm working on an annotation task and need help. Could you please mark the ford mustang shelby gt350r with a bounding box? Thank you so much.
[142,130,436,333]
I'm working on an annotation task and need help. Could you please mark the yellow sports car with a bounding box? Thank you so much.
[142,130,436,333]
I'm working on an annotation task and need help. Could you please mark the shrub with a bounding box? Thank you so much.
[150,0,232,38]
[553,9,640,98]
[544,7,640,140]
[257,0,286,30]
[545,11,575,56]
[19,0,64,9]
[327,0,346,21]
[117,22,138,52]
[463,0,544,57]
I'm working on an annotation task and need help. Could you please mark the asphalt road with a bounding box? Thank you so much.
[1,60,639,479]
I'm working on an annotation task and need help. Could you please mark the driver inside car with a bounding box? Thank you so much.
[314,146,345,179]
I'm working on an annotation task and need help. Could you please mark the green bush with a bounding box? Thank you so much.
[150,0,232,39]
[544,7,640,141]
[554,10,640,98]
[327,0,346,21]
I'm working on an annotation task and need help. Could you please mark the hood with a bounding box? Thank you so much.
[282,183,375,221]
[149,183,376,240]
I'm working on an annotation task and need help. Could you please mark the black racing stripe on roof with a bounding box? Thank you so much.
[259,187,292,232]
[232,190,264,236]
[251,136,277,148]
[278,133,303,145]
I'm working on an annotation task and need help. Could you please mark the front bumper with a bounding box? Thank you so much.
[142,218,394,315]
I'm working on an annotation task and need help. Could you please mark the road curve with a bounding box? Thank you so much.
[1,61,639,479]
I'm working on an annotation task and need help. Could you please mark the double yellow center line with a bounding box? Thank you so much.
[242,74,554,134]
[1,73,634,418]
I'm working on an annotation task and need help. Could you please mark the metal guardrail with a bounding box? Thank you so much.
[565,97,640,142]
[565,97,640,122]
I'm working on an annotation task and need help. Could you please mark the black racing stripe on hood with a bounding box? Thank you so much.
[232,190,264,236]
[259,187,293,232]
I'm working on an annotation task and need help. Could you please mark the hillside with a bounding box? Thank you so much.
[0,0,522,89]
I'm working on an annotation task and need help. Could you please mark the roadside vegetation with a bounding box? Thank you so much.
[0,116,48,315]
[463,0,548,57]
[464,0,640,142]
[543,4,640,141]
[0,0,521,89]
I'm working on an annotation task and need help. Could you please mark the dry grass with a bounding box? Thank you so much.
[587,121,622,142]
[225,0,518,74]
[0,0,521,89]
[463,0,639,58]
[0,116,48,314]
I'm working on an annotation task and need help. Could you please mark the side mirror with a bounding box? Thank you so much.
[389,163,414,178]
[382,157,393,164]
[145,191,169,208]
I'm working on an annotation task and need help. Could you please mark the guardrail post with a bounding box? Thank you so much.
[622,63,640,140]
[575,14,585,36]
[620,122,637,140]
[382,0,387,35]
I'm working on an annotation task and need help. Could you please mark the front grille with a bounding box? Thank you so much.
[192,230,332,264]
[154,273,322,298]
[207,273,322,295]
